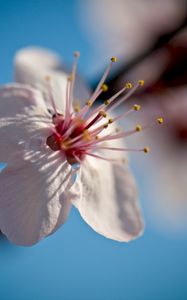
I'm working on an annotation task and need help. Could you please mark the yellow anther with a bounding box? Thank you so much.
[133,104,141,111]
[83,130,91,141]
[108,118,113,124]
[68,74,74,81]
[61,139,71,150]
[86,100,93,107]
[111,56,118,62]
[74,102,81,113]
[104,99,110,105]
[99,110,107,118]
[101,84,108,92]
[143,147,150,153]
[74,107,80,113]
[74,51,80,58]
[138,80,145,86]
[45,75,51,81]
[157,117,164,124]
[126,82,133,89]
[103,123,108,129]
[135,124,142,132]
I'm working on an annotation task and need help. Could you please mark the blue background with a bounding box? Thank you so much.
[0,1,187,299]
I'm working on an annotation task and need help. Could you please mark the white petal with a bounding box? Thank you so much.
[0,84,81,245]
[0,83,47,116]
[0,149,80,246]
[73,157,144,242]
[0,84,50,165]
[14,47,90,113]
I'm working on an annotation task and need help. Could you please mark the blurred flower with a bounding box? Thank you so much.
[139,33,187,232]
[79,0,186,76]
[117,31,187,232]
[0,47,144,246]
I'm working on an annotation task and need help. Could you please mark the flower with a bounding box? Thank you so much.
[79,0,185,76]
[0,47,148,246]
[139,41,187,232]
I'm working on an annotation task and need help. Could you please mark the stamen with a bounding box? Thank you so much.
[111,56,118,62]
[88,57,118,105]
[84,84,129,126]
[63,79,72,130]
[85,114,102,130]
[99,110,107,118]
[89,125,145,145]
[157,117,164,124]
[126,82,133,89]
[91,145,150,154]
[83,130,91,141]
[133,104,141,111]
[45,53,158,166]
[85,112,161,151]
[135,124,142,132]
[66,51,80,118]
[74,51,80,58]
[140,116,164,132]
[74,101,81,112]
[103,123,109,129]
[77,87,104,118]
[138,80,145,86]
[86,100,93,107]
[143,147,150,153]
[104,100,110,105]
[87,121,109,138]
[101,84,108,92]
[105,81,140,113]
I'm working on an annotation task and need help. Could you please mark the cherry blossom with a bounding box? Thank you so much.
[0,47,154,245]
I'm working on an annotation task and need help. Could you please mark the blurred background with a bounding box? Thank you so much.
[0,0,187,299]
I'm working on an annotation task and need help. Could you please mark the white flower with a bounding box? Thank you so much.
[0,47,145,246]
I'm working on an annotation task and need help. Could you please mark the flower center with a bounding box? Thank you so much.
[46,114,90,164]
[45,53,163,165]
